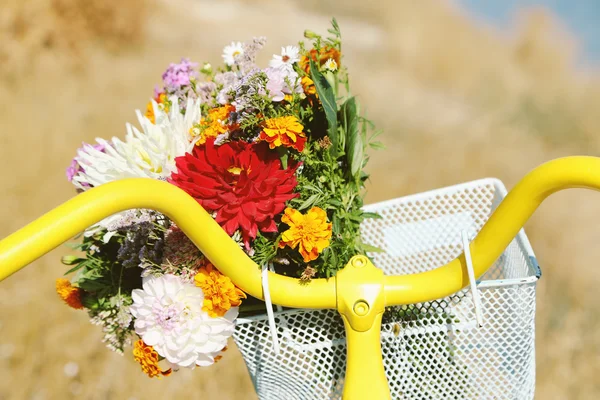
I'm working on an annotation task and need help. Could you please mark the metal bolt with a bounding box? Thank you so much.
[353,300,370,316]
[351,255,368,268]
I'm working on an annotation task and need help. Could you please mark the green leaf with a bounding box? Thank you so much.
[346,211,362,222]
[360,243,385,253]
[331,17,340,32]
[63,262,88,275]
[332,215,342,234]
[298,194,320,211]
[64,242,84,250]
[303,184,324,194]
[328,199,344,207]
[362,212,383,219]
[369,141,385,150]
[310,59,339,157]
[329,248,339,272]
[78,279,109,292]
[342,97,363,178]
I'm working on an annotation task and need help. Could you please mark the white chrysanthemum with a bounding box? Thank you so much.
[71,97,200,191]
[130,274,237,368]
[222,41,244,66]
[269,45,300,71]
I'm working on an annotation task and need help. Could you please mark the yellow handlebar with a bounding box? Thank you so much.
[384,155,600,305]
[2,156,600,307]
[0,179,336,308]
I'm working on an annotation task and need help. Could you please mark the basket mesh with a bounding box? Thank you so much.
[234,179,538,399]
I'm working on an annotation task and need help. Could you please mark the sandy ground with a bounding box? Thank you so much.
[1,0,600,398]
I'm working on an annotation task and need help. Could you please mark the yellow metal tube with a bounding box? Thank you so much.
[341,313,390,400]
[384,156,600,306]
[0,179,336,309]
[336,255,389,399]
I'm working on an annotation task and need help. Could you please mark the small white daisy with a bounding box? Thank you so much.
[324,58,338,72]
[269,45,300,71]
[222,42,244,66]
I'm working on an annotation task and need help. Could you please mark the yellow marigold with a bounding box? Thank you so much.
[191,105,236,145]
[133,340,172,378]
[259,116,307,152]
[144,93,168,124]
[55,278,84,310]
[194,264,247,318]
[279,207,332,263]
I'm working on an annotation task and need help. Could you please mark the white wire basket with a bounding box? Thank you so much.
[234,178,540,400]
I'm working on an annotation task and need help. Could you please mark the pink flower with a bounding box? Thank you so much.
[264,67,302,102]
[66,142,106,186]
[162,58,199,92]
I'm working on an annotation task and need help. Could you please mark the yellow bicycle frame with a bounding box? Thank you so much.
[2,156,600,399]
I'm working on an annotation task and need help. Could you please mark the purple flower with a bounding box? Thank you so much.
[238,37,267,75]
[158,58,201,110]
[161,58,199,93]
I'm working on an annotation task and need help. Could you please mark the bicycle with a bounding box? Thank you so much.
[1,156,598,399]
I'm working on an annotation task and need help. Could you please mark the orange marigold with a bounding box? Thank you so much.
[191,105,236,145]
[55,278,84,310]
[259,116,306,152]
[144,93,168,124]
[133,340,172,378]
[279,207,333,263]
[194,264,247,318]
[299,46,342,74]
[301,76,317,97]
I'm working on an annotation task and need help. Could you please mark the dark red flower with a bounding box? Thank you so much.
[169,139,299,247]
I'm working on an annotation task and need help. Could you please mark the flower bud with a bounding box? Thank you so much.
[304,30,319,39]
[200,62,213,75]
[61,255,80,265]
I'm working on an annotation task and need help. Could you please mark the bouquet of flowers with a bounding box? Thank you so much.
[57,19,381,378]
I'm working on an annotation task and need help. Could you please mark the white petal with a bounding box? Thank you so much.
[143,330,161,346]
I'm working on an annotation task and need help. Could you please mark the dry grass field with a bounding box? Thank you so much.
[1,0,600,398]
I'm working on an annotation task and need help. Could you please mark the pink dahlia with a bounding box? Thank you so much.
[169,139,299,247]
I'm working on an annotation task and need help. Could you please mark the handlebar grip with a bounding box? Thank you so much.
[0,179,336,309]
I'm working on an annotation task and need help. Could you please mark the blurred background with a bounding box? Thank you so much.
[1,0,600,398]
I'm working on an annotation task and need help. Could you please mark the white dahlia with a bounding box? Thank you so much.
[71,96,200,191]
[129,274,237,368]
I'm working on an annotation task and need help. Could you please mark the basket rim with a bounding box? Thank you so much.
[237,178,541,324]
[362,177,540,279]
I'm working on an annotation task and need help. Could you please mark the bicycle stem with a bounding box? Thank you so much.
[1,156,600,399]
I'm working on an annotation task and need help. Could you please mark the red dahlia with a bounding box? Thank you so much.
[169,138,299,247]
